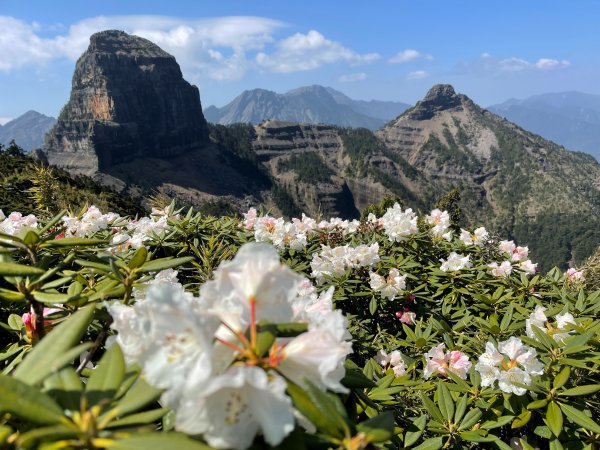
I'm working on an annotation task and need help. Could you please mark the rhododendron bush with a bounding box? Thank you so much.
[0,203,599,450]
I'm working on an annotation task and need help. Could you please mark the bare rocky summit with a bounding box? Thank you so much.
[43,30,209,174]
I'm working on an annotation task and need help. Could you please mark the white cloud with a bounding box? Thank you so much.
[0,15,284,81]
[338,72,367,82]
[389,49,432,64]
[255,30,380,73]
[0,117,13,126]
[465,53,571,74]
[534,58,571,70]
[407,70,429,80]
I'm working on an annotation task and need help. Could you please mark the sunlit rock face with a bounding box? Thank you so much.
[44,29,209,175]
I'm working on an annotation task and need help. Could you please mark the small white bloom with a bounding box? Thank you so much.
[440,252,472,272]
[488,260,513,277]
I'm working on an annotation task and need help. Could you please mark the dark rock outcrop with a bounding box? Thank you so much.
[43,30,209,174]
[405,84,465,120]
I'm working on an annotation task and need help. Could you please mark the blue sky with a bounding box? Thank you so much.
[1,0,598,123]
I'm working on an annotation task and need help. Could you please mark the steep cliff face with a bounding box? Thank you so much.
[252,120,360,218]
[43,30,209,174]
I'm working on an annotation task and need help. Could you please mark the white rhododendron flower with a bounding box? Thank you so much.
[525,305,575,344]
[310,243,379,284]
[499,240,529,261]
[518,259,538,275]
[427,209,452,240]
[0,211,38,235]
[369,268,407,300]
[62,205,119,237]
[566,268,584,283]
[242,207,258,230]
[460,227,488,246]
[424,343,471,379]
[381,203,418,242]
[440,252,472,272]
[175,366,294,450]
[376,349,407,377]
[488,260,513,277]
[110,242,352,449]
[475,337,544,395]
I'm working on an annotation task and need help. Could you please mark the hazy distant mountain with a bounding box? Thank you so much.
[488,92,600,160]
[204,85,410,130]
[0,111,56,151]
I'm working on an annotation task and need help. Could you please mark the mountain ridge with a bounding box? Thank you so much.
[204,84,410,129]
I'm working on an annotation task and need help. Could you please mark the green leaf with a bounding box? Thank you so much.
[341,369,376,389]
[16,425,78,449]
[43,367,83,411]
[356,411,394,443]
[459,408,482,430]
[421,392,444,423]
[32,291,84,304]
[0,374,63,424]
[527,399,548,410]
[404,415,427,447]
[0,425,12,445]
[86,344,125,407]
[113,377,163,417]
[560,385,600,396]
[274,322,308,337]
[459,430,496,442]
[107,433,212,450]
[369,297,378,315]
[287,381,347,439]
[13,305,95,385]
[128,247,148,269]
[0,262,44,277]
[454,394,468,424]
[546,401,563,437]
[138,256,194,273]
[560,403,600,433]
[512,410,532,429]
[413,436,444,450]
[106,408,169,428]
[40,237,107,248]
[437,381,454,422]
[553,366,570,390]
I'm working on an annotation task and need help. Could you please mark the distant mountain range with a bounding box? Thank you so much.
[0,110,56,151]
[488,92,600,160]
[203,85,411,130]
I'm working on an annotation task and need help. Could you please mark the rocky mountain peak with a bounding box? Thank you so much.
[43,29,209,175]
[88,30,172,59]
[405,83,465,120]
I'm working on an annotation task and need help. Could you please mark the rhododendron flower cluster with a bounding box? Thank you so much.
[526,305,575,344]
[488,260,513,277]
[440,252,472,272]
[369,268,407,300]
[0,210,38,235]
[376,349,407,376]
[426,208,452,241]
[499,240,529,262]
[566,267,584,283]
[475,337,544,395]
[424,343,471,379]
[380,203,418,242]
[110,242,352,449]
[459,227,489,246]
[111,212,170,250]
[62,206,119,237]
[311,242,379,284]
